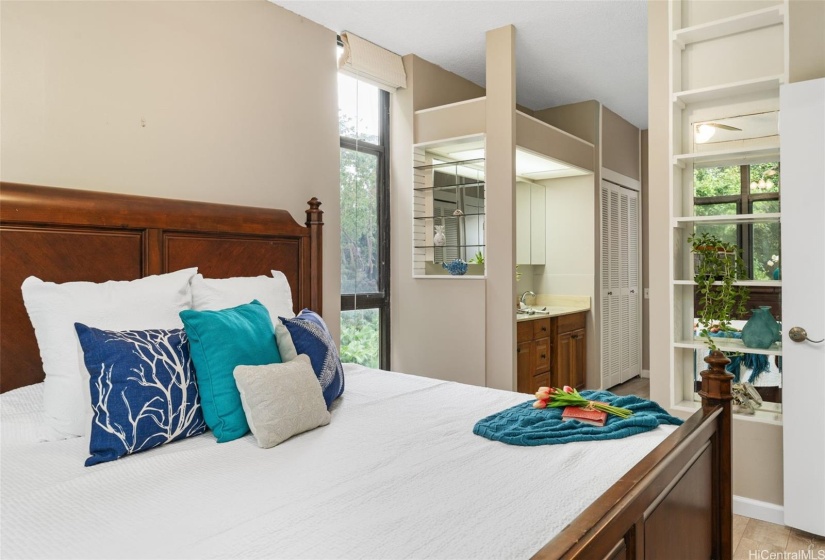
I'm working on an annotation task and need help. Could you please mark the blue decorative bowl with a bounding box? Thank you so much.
[442,259,468,276]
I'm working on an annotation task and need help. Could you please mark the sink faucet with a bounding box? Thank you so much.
[520,291,536,306]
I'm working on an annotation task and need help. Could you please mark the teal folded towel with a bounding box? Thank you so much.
[473,391,683,446]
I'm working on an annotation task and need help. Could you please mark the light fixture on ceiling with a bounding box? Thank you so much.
[750,168,778,191]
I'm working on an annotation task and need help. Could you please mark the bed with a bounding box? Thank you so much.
[0,183,734,559]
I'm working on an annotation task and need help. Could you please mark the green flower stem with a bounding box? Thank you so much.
[544,388,633,419]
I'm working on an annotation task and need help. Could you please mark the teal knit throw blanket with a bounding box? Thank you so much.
[473,391,683,446]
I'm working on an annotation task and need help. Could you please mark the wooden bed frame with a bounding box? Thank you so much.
[0,183,732,560]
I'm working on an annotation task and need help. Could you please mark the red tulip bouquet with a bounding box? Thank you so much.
[533,386,633,419]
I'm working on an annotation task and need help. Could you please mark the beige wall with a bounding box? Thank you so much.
[533,101,600,145]
[390,55,487,383]
[535,174,598,388]
[484,25,518,391]
[641,130,650,373]
[410,55,486,112]
[0,0,342,338]
[647,0,673,413]
[601,107,641,181]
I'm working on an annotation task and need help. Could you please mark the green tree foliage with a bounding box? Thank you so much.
[339,309,379,368]
[340,143,379,294]
[693,163,781,281]
[339,108,381,366]
[693,165,741,197]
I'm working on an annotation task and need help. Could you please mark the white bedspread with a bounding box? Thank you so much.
[1,365,676,560]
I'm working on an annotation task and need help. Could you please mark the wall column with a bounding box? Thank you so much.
[485,25,517,390]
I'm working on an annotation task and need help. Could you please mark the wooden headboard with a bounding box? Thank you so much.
[0,182,324,393]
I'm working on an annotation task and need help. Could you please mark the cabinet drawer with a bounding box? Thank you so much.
[529,372,550,394]
[532,318,551,339]
[517,321,534,342]
[557,311,586,333]
[534,337,551,374]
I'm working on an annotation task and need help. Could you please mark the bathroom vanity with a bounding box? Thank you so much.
[516,300,589,394]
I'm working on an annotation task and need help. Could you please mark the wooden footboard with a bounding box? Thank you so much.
[535,351,733,560]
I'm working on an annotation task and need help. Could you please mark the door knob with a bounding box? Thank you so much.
[788,326,825,344]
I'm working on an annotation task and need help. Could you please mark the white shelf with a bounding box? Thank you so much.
[673,75,783,107]
[673,279,781,287]
[673,144,780,167]
[673,400,783,425]
[672,212,781,226]
[672,6,784,49]
[674,338,782,356]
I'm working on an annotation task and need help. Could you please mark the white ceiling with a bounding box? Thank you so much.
[272,0,648,129]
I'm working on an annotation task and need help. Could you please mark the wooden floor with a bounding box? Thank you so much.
[608,375,650,399]
[609,376,825,557]
[734,515,825,558]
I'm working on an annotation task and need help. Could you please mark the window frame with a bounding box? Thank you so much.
[693,163,780,279]
[339,86,391,370]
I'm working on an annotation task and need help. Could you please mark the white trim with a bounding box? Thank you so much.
[641,369,650,379]
[412,275,486,280]
[413,132,486,150]
[734,495,785,526]
[601,167,641,191]
[414,97,487,115]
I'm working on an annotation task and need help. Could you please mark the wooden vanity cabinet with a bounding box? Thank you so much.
[516,319,551,394]
[516,312,587,394]
[553,312,587,390]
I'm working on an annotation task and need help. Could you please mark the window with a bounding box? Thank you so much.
[692,162,782,406]
[338,72,390,369]
[693,162,781,282]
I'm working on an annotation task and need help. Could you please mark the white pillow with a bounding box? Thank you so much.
[233,355,331,449]
[189,271,295,326]
[275,323,298,362]
[21,268,197,440]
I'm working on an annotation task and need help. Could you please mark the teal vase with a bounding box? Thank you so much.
[741,306,781,349]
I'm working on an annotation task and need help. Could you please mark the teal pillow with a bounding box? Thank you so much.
[180,300,281,443]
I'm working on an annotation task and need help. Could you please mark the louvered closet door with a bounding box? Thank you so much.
[600,181,641,389]
[622,188,641,382]
[601,182,622,389]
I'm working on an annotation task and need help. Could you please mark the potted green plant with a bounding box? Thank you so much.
[688,231,750,350]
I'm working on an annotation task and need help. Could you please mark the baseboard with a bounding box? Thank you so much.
[641,369,650,379]
[733,495,784,525]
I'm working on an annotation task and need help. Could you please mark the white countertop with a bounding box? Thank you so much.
[516,295,590,322]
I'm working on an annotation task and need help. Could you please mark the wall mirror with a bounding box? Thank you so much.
[692,110,779,149]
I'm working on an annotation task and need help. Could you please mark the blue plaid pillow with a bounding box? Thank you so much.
[280,310,344,408]
[75,324,207,466]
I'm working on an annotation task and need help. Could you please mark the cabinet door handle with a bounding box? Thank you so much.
[630,289,636,294]
[541,326,547,332]
[607,291,613,295]
[540,354,546,360]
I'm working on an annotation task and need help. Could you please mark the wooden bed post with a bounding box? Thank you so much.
[699,350,734,560]
[305,197,324,315]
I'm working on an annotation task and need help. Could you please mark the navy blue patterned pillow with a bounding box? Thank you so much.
[280,310,344,408]
[75,324,207,467]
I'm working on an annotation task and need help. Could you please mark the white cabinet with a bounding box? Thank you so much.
[600,180,641,389]
[516,182,545,266]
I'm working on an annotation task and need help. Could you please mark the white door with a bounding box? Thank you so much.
[781,78,825,536]
[601,181,641,389]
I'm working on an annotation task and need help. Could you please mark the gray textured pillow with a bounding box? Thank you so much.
[233,355,330,448]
